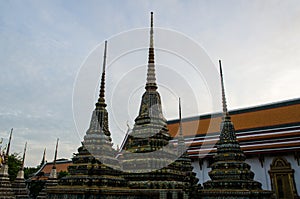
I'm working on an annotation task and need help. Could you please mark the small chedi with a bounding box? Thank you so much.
[12,142,29,199]
[0,129,15,199]
[201,60,274,199]
[37,139,59,199]
[173,98,201,198]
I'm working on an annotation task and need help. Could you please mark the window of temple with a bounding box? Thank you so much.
[269,157,299,199]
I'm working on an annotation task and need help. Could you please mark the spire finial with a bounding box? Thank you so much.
[102,40,107,73]
[219,60,229,117]
[41,147,46,166]
[150,12,154,49]
[5,128,13,162]
[53,138,59,169]
[97,41,108,107]
[21,142,27,170]
[178,98,186,155]
[146,12,157,90]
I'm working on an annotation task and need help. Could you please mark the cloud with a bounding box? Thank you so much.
[1,0,300,166]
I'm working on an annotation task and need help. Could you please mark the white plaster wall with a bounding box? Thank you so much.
[192,159,211,185]
[245,156,272,190]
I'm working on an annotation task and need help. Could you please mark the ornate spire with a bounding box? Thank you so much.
[145,12,157,90]
[88,41,111,138]
[219,60,229,118]
[129,12,165,127]
[5,128,13,162]
[53,138,59,169]
[218,60,236,141]
[96,40,107,108]
[21,142,27,170]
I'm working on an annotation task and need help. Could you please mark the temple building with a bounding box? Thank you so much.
[33,97,300,198]
[1,12,300,199]
[167,77,300,197]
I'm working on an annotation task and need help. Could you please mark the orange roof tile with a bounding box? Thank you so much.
[168,100,300,137]
[168,98,300,157]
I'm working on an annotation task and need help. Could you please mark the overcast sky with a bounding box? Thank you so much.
[0,0,300,167]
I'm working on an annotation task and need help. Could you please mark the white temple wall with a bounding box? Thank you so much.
[245,156,272,190]
[284,154,300,194]
[191,159,211,185]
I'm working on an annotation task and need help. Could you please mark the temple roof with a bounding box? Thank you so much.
[29,159,71,181]
[168,97,300,158]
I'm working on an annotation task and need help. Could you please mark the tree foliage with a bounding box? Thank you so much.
[7,153,22,181]
[58,170,69,179]
[7,153,39,181]
[24,167,39,179]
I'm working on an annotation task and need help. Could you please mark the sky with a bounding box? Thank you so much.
[0,0,300,167]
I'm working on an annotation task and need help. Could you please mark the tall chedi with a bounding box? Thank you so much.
[0,128,15,199]
[47,41,128,199]
[121,12,195,198]
[201,60,274,198]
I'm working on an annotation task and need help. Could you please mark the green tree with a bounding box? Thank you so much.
[7,153,22,181]
[28,180,45,198]
[24,167,39,179]
[58,170,69,179]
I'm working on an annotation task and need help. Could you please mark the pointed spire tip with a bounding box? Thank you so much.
[21,142,27,170]
[103,40,107,73]
[219,59,229,117]
[146,12,157,90]
[97,41,108,106]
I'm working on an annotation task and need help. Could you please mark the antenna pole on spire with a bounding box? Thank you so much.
[21,142,27,170]
[219,60,229,117]
[6,128,13,161]
[97,41,108,107]
[150,12,154,49]
[53,138,59,169]
[102,40,107,73]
